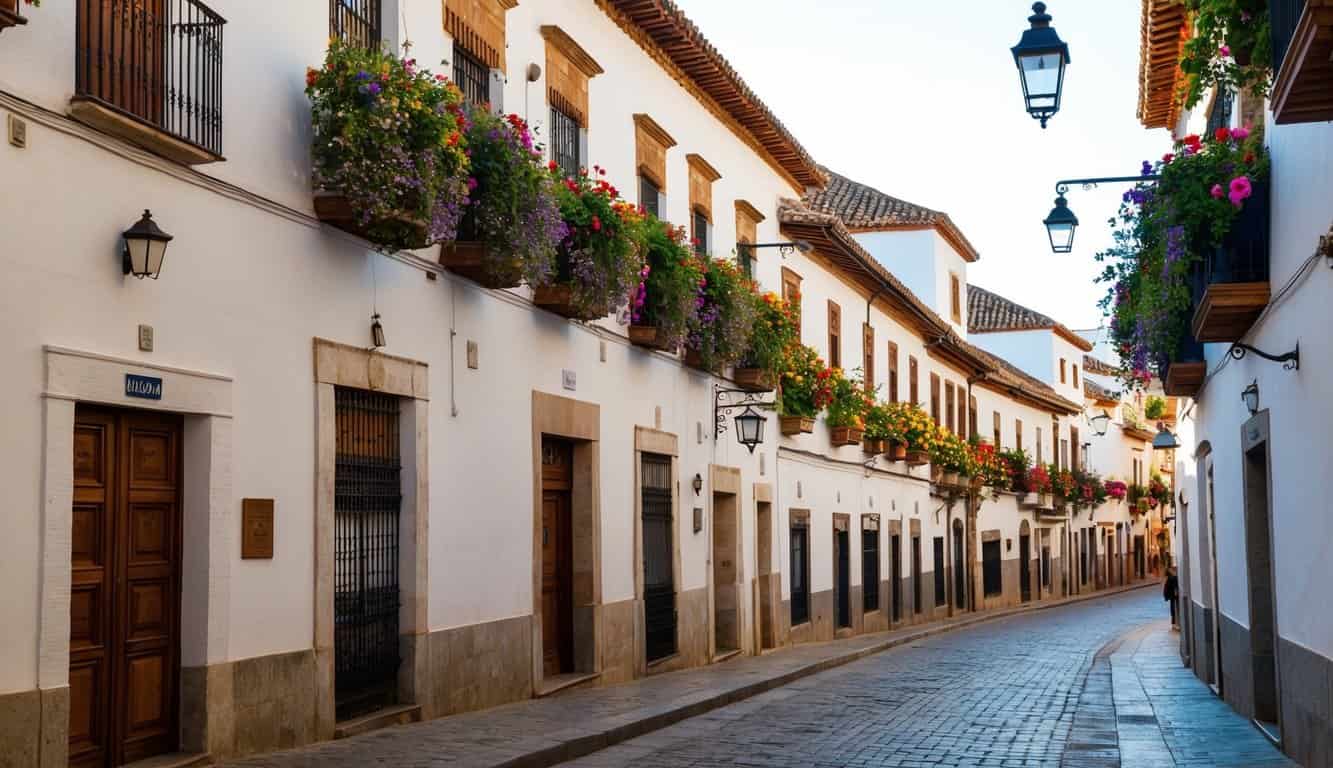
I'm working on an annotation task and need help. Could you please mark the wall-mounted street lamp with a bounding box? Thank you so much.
[1042,175,1160,253]
[1011,2,1071,129]
[371,313,386,348]
[1088,409,1111,437]
[1242,380,1260,416]
[691,473,704,496]
[737,240,813,261]
[122,210,173,279]
[714,385,776,454]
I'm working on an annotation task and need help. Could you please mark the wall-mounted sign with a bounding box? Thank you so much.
[242,498,275,559]
[125,373,163,400]
[562,369,577,391]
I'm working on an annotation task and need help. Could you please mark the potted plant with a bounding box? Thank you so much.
[1001,449,1033,501]
[1143,395,1167,421]
[442,108,565,288]
[826,370,870,446]
[970,441,1008,497]
[1149,475,1172,509]
[862,400,891,454]
[684,258,758,372]
[307,41,471,251]
[1177,0,1272,109]
[537,164,645,320]
[1134,497,1152,516]
[1027,465,1053,508]
[1050,467,1077,512]
[629,217,702,351]
[735,291,797,392]
[1105,479,1128,503]
[930,429,969,488]
[777,344,831,435]
[885,402,934,465]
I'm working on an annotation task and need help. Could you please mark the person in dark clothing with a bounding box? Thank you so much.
[1164,567,1179,628]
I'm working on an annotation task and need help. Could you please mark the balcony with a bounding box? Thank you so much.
[1190,181,1270,343]
[71,0,226,165]
[0,0,28,34]
[1161,328,1206,398]
[1271,0,1333,124]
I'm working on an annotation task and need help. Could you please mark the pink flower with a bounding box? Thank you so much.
[1228,175,1253,207]
[1219,44,1231,57]
[1232,126,1250,141]
[1211,183,1225,199]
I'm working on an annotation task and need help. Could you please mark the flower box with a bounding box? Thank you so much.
[314,191,432,250]
[439,241,523,290]
[862,437,886,455]
[732,367,774,393]
[941,471,960,488]
[906,449,929,467]
[533,285,608,321]
[829,426,863,447]
[683,349,721,373]
[1020,491,1039,507]
[0,0,28,33]
[780,416,815,435]
[885,441,908,462]
[629,325,676,352]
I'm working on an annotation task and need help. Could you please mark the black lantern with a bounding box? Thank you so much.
[734,406,765,454]
[122,209,173,279]
[1152,422,1180,451]
[1089,409,1111,437]
[1043,195,1079,253]
[1242,380,1260,415]
[692,473,704,495]
[1011,2,1070,129]
[371,313,386,348]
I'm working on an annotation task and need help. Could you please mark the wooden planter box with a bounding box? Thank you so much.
[884,441,908,461]
[1019,491,1039,507]
[905,449,929,467]
[828,426,863,447]
[732,367,774,392]
[628,325,676,352]
[941,471,960,488]
[779,416,814,435]
[862,437,886,455]
[0,0,28,33]
[683,349,719,373]
[439,241,520,289]
[532,285,607,321]
[314,191,431,250]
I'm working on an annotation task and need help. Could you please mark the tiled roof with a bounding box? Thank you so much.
[1137,0,1190,131]
[598,0,826,189]
[777,201,1080,416]
[1083,354,1120,377]
[1084,378,1121,404]
[967,285,1094,352]
[803,169,979,262]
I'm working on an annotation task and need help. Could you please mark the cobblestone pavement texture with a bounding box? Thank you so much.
[223,588,1294,768]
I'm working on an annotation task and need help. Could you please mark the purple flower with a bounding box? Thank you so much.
[1141,160,1153,176]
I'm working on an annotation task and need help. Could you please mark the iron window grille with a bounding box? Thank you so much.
[862,526,880,611]
[639,176,660,218]
[982,539,1002,597]
[641,453,676,663]
[934,537,947,606]
[1205,88,1234,138]
[75,0,227,158]
[333,387,402,720]
[1270,0,1304,74]
[453,43,489,108]
[692,209,709,255]
[550,104,580,178]
[790,522,810,626]
[737,241,754,279]
[331,0,381,51]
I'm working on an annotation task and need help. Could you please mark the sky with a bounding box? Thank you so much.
[670,0,1173,334]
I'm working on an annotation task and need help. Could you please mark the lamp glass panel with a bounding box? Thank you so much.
[145,239,169,276]
[1046,221,1075,252]
[127,237,152,275]
[1019,52,1062,104]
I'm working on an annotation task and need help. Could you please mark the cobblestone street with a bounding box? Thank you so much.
[224,588,1294,768]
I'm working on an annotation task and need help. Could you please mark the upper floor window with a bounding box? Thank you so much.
[782,268,803,336]
[887,342,899,403]
[735,200,765,280]
[909,357,920,406]
[1059,358,1068,384]
[950,274,962,324]
[692,210,709,255]
[862,324,875,392]
[1016,419,1024,453]
[550,104,581,178]
[930,373,941,424]
[1072,364,1080,389]
[640,176,661,219]
[331,0,381,50]
[945,382,956,433]
[634,113,674,221]
[993,412,1002,448]
[827,301,842,369]
[1035,426,1043,464]
[453,43,490,108]
[687,154,720,256]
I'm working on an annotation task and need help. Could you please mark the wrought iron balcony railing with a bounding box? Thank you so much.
[1271,0,1305,74]
[75,0,226,160]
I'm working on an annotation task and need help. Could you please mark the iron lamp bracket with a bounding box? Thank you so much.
[713,385,776,438]
[1228,342,1300,371]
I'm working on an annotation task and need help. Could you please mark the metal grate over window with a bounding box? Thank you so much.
[550,105,580,178]
[452,43,489,108]
[862,525,880,611]
[330,0,381,50]
[641,453,676,663]
[333,387,402,720]
[639,176,660,218]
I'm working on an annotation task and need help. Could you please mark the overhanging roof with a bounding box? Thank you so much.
[1138,0,1191,131]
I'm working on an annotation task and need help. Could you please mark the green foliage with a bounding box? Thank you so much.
[688,258,758,370]
[547,166,646,317]
[999,449,1033,493]
[743,292,799,379]
[778,345,832,418]
[825,371,872,429]
[1179,0,1271,109]
[633,219,703,349]
[1144,395,1167,420]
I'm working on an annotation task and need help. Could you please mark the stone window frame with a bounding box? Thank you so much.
[826,300,841,370]
[781,267,803,336]
[735,200,765,277]
[633,113,675,212]
[686,153,722,250]
[541,24,602,172]
[444,0,517,110]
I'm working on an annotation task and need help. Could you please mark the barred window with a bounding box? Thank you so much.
[983,539,1002,596]
[453,43,489,108]
[550,105,581,178]
[331,0,381,50]
[862,524,880,611]
[692,210,709,255]
[640,176,660,219]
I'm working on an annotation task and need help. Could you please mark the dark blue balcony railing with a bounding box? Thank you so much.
[1271,0,1306,74]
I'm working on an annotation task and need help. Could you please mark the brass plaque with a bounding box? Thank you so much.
[241,498,274,559]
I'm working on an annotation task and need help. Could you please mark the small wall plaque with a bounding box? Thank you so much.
[138,324,154,352]
[693,507,703,533]
[241,498,275,559]
[562,369,577,391]
[124,373,162,400]
[8,115,26,149]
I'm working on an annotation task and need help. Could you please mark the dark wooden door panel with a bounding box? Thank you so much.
[540,437,574,677]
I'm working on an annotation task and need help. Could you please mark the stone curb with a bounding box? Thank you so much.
[493,580,1161,768]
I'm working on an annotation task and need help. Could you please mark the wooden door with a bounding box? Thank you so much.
[1019,535,1031,603]
[70,407,182,768]
[540,438,573,677]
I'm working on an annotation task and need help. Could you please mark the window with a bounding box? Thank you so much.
[1061,440,1070,469]
[692,209,709,255]
[961,393,971,440]
[639,176,660,219]
[930,373,941,424]
[790,518,810,626]
[862,521,880,611]
[909,357,919,406]
[982,539,1002,596]
[911,535,922,614]
[1016,419,1024,453]
[549,104,581,178]
[862,324,875,392]
[827,301,842,369]
[1035,427,1043,464]
[736,242,754,278]
[950,274,962,324]
[1071,426,1081,470]
[933,537,946,607]
[1052,417,1061,470]
[945,382,956,433]
[453,43,490,107]
[1072,365,1080,389]
[993,412,1002,448]
[887,342,899,403]
[1060,358,1067,384]
[735,201,764,280]
[782,268,802,336]
[331,0,382,50]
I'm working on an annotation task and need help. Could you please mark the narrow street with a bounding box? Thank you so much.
[224,589,1292,768]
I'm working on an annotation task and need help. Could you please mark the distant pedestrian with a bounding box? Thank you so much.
[1164,567,1179,629]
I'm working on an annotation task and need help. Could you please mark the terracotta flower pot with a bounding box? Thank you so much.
[439,241,522,289]
[732,367,774,392]
[942,471,960,488]
[1039,492,1053,509]
[829,426,863,446]
[906,449,929,467]
[1020,491,1039,507]
[886,441,908,461]
[683,349,719,372]
[532,285,607,321]
[862,437,886,455]
[780,416,815,435]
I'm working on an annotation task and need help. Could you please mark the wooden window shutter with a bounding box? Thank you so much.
[993,412,1001,447]
[1035,427,1042,464]
[1071,426,1080,469]
[1073,365,1080,388]
[827,301,842,369]
[1059,358,1067,384]
[887,342,899,403]
[687,153,721,223]
[1016,419,1023,453]
[945,382,956,433]
[541,25,603,128]
[782,267,802,336]
[930,373,941,424]
[632,114,675,192]
[910,356,919,406]
[1052,417,1060,470]
[862,324,875,392]
[950,274,962,324]
[445,0,515,71]
[962,392,971,440]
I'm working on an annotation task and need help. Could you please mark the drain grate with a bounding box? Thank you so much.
[1117,714,1159,725]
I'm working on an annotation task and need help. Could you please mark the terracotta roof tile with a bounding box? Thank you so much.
[1085,378,1121,404]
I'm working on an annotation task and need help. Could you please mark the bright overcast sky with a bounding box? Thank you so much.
[671,0,1172,334]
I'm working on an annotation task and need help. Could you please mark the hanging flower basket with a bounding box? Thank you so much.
[733,367,774,392]
[862,437,886,455]
[885,441,908,462]
[532,285,607,320]
[780,416,815,435]
[629,324,676,352]
[829,426,863,447]
[314,191,433,250]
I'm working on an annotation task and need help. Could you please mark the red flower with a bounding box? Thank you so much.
[1243,151,1255,163]
[591,215,602,232]
[579,168,589,177]
[1215,127,1232,142]
[306,68,320,88]
[1161,153,1174,164]
[547,160,559,172]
